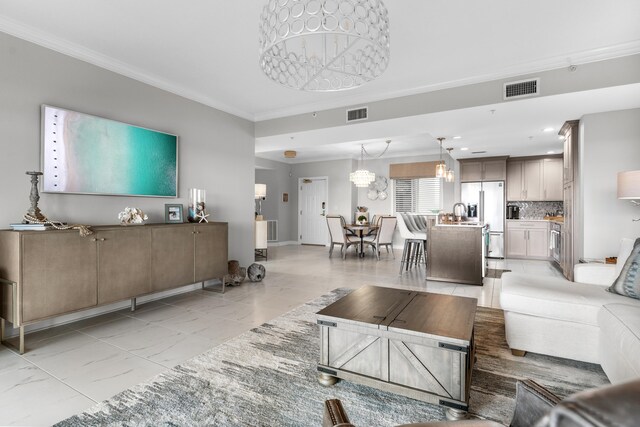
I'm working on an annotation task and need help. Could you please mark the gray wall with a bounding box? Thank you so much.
[0,32,255,265]
[255,158,293,242]
[255,154,457,247]
[580,108,640,259]
[256,55,640,137]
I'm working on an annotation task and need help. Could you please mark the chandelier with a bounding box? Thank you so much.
[258,0,390,92]
[350,140,391,187]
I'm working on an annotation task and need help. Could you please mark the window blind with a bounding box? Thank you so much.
[394,178,442,213]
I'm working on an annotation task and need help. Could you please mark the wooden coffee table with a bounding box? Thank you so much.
[317,286,477,420]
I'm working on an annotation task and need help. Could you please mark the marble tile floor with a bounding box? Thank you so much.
[0,244,563,426]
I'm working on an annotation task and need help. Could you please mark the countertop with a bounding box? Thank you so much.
[435,221,485,228]
[506,218,564,224]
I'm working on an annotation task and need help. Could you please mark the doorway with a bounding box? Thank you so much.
[298,177,328,245]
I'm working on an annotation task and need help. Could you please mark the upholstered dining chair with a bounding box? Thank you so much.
[367,216,397,260]
[326,215,359,259]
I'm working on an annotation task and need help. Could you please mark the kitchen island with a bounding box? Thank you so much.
[427,219,487,286]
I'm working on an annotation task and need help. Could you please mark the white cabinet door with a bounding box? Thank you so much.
[524,160,543,201]
[527,228,549,258]
[506,161,524,201]
[543,158,563,201]
[460,162,483,182]
[507,229,527,257]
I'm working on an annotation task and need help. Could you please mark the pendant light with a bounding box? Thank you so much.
[435,137,447,178]
[349,140,392,187]
[445,148,455,182]
[350,144,376,187]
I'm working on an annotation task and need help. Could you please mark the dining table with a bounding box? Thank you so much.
[345,224,379,258]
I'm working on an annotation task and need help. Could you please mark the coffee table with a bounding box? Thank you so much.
[316,286,477,420]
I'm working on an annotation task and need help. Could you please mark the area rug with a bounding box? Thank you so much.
[485,268,511,278]
[58,288,608,427]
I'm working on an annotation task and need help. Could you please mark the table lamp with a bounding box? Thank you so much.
[617,170,640,221]
[255,184,267,220]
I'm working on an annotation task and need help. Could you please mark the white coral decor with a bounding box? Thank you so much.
[118,207,148,225]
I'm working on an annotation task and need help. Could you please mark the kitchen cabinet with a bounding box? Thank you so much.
[459,158,506,182]
[506,221,549,259]
[507,158,562,201]
[559,120,580,280]
[543,158,563,201]
[507,160,542,200]
[563,181,574,280]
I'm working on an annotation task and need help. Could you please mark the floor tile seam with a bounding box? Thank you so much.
[74,328,176,371]
[10,352,99,405]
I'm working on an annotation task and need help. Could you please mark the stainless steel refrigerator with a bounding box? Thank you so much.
[461,181,505,258]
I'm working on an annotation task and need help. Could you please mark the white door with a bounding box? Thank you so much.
[299,178,328,245]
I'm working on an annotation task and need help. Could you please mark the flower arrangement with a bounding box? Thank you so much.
[118,207,148,225]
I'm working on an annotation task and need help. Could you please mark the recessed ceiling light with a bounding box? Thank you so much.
[543,127,554,132]
[453,136,462,140]
[460,147,469,151]
[547,151,555,154]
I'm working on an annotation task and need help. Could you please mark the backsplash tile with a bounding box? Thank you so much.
[507,201,564,220]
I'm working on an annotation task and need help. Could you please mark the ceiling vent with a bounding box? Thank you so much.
[346,106,368,123]
[503,78,539,100]
[472,151,487,155]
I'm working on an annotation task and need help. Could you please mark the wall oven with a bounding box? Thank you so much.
[550,222,562,265]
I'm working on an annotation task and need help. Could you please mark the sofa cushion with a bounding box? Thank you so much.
[608,238,640,300]
[598,303,640,382]
[501,272,640,326]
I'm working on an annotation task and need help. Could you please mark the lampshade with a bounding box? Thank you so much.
[435,163,447,179]
[255,183,267,199]
[617,171,640,199]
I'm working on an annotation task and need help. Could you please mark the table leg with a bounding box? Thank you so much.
[359,231,365,258]
[445,408,467,421]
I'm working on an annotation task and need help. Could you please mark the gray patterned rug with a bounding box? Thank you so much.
[57,288,608,427]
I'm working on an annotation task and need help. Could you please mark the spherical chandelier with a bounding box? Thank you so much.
[259,0,390,92]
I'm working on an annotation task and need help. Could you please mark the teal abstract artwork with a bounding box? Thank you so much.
[42,105,178,197]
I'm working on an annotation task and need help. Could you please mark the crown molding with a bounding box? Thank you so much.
[2,13,638,125]
[253,40,640,121]
[0,17,255,121]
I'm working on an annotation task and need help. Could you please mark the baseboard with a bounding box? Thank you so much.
[267,241,298,247]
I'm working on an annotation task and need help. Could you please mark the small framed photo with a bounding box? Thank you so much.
[282,192,289,203]
[165,204,184,223]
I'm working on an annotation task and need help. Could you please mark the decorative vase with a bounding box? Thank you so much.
[248,263,266,282]
[188,188,206,223]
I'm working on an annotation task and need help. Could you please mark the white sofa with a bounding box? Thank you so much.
[501,238,640,384]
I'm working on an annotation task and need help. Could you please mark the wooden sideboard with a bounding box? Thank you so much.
[0,222,228,353]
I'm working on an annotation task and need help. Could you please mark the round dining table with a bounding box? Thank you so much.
[345,224,379,258]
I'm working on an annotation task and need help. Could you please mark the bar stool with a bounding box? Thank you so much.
[397,213,427,274]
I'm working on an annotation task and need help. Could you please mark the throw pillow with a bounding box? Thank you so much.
[608,238,640,300]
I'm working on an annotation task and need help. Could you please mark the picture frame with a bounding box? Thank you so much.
[282,192,289,203]
[165,204,184,223]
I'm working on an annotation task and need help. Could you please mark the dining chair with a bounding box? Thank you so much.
[326,215,359,259]
[367,216,397,260]
[397,213,427,274]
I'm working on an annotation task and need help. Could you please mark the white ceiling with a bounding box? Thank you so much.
[0,0,639,122]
